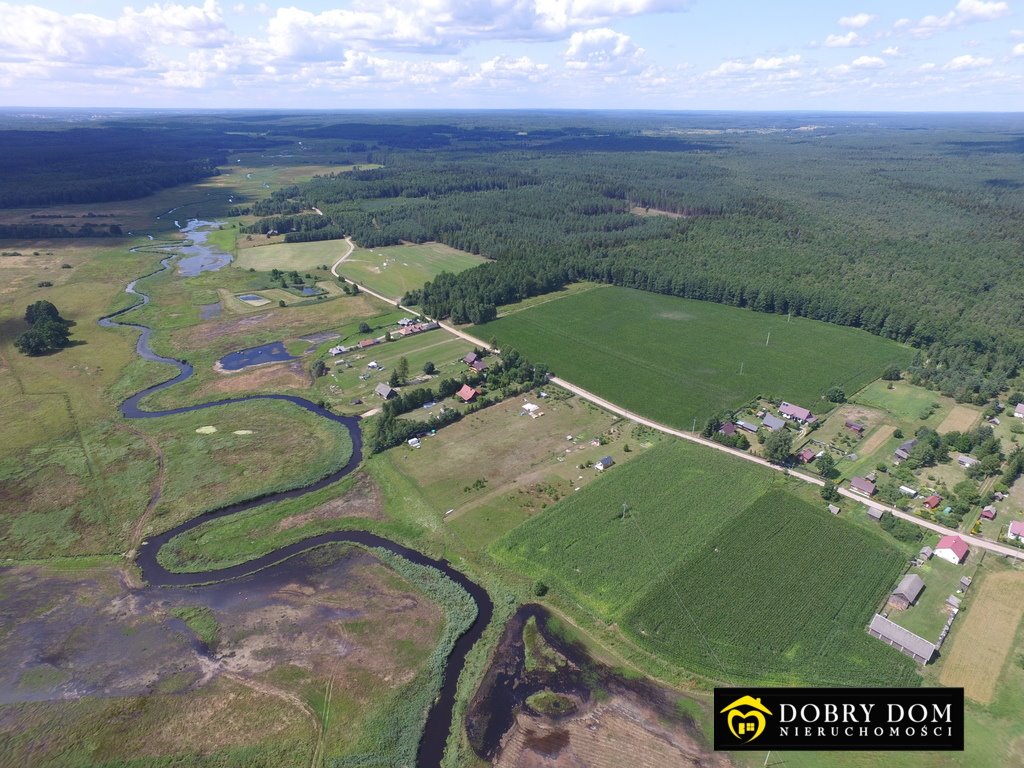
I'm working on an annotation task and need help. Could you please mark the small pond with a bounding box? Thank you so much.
[218,341,296,371]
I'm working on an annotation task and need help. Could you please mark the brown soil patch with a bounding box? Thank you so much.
[859,424,895,457]
[937,404,981,434]
[939,571,1024,703]
[629,206,689,219]
[276,472,385,531]
[206,360,309,395]
[496,697,732,768]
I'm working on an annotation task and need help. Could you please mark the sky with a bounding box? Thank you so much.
[0,0,1021,110]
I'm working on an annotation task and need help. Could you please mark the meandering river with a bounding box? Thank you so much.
[99,225,493,768]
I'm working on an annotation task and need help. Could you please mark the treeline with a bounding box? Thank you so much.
[0,223,123,238]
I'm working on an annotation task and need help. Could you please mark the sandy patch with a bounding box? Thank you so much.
[629,206,689,219]
[276,472,385,531]
[205,360,309,395]
[939,570,1024,703]
[195,426,217,434]
[859,424,895,457]
[937,404,981,434]
[233,430,254,435]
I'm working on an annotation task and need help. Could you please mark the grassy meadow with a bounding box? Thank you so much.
[338,242,487,299]
[481,285,915,430]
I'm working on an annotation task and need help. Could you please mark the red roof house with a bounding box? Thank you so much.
[1009,520,1024,542]
[780,401,815,423]
[798,448,816,463]
[850,476,876,497]
[923,494,942,510]
[720,422,737,436]
[456,384,478,402]
[935,535,969,565]
[981,505,997,520]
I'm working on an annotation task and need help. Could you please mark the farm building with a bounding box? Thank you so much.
[1009,520,1024,543]
[329,345,348,356]
[891,573,925,609]
[798,448,816,463]
[981,505,997,520]
[397,317,414,327]
[935,535,969,565]
[779,401,815,423]
[737,420,759,433]
[374,383,397,400]
[828,504,840,515]
[894,439,918,463]
[958,455,979,468]
[868,614,936,664]
[845,421,865,435]
[719,422,737,436]
[763,414,786,431]
[899,485,918,498]
[456,384,478,403]
[521,403,541,418]
[866,507,884,521]
[470,359,488,372]
[850,477,876,497]
[918,546,933,561]
[946,595,962,611]
[959,576,972,591]
[463,352,479,365]
[595,456,615,471]
[923,494,942,510]
[1015,403,1024,419]
[359,338,378,349]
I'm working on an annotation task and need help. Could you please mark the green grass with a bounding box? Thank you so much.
[893,556,974,641]
[235,239,350,272]
[481,285,915,430]
[494,440,778,617]
[854,380,950,425]
[169,605,221,650]
[339,242,487,300]
[623,490,918,687]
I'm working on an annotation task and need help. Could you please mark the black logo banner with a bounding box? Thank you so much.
[714,688,963,751]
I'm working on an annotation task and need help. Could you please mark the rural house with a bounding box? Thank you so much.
[595,456,615,471]
[923,494,942,510]
[935,535,969,565]
[456,384,478,403]
[463,352,479,365]
[891,573,926,609]
[981,505,997,520]
[1015,403,1024,419]
[845,421,865,435]
[1008,520,1024,543]
[374,383,397,400]
[894,439,918,463]
[737,420,759,433]
[359,338,378,349]
[850,476,876,497]
[958,455,979,468]
[866,507,884,521]
[798,448,816,463]
[470,359,488,373]
[763,414,786,432]
[868,614,936,665]
[719,422,737,436]
[779,401,815,424]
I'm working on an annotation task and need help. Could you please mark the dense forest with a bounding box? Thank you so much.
[232,115,1023,402]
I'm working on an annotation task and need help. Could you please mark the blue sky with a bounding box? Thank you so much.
[0,0,1020,109]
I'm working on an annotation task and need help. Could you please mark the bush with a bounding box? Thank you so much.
[533,581,549,597]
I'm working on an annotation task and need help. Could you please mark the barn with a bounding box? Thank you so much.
[890,573,925,610]
[867,614,936,664]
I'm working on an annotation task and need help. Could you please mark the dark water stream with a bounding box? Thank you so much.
[98,234,493,768]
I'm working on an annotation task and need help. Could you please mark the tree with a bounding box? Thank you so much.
[825,386,846,403]
[396,356,409,384]
[14,329,47,355]
[388,370,401,387]
[701,416,721,438]
[311,359,328,377]
[763,429,793,464]
[358,322,371,334]
[882,364,902,381]
[423,361,436,375]
[816,452,838,479]
[821,481,840,502]
[25,300,60,324]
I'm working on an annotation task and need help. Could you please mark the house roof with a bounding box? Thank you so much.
[456,384,478,402]
[981,506,997,520]
[919,546,933,558]
[924,494,941,508]
[846,421,865,430]
[1016,403,1024,417]
[799,448,816,462]
[936,535,969,561]
[463,352,479,364]
[868,614,936,663]
[851,476,876,494]
[763,414,786,431]
[720,422,736,435]
[828,504,841,514]
[470,359,488,372]
[867,507,884,520]
[1009,520,1024,538]
[737,420,758,432]
[893,573,925,604]
[374,383,396,399]
[780,401,813,421]
[947,595,962,609]
[597,456,614,468]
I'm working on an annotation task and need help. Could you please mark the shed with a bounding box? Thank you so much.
[919,546,934,561]
[828,504,841,515]
[762,414,786,431]
[923,494,942,510]
[595,456,615,471]
[935,535,969,565]
[868,614,936,664]
[374,383,397,400]
[891,573,926,609]
[359,338,378,349]
[899,485,919,498]
[398,317,414,327]
[737,420,759,433]
[456,384,478,403]
[522,402,540,414]
[846,421,865,435]
[946,595,962,611]
[958,455,979,468]
[981,505,997,520]
[850,476,876,497]
[798,448,816,463]
[959,576,972,591]
[866,507,884,521]
[1016,403,1024,419]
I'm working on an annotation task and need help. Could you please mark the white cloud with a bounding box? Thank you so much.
[911,0,1010,38]
[564,27,644,71]
[839,12,876,28]
[943,53,994,69]
[852,55,886,68]
[1015,42,1024,56]
[824,31,867,47]
[708,54,801,77]
[894,18,911,28]
[882,46,904,56]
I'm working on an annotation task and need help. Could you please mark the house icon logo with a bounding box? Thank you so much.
[720,695,773,743]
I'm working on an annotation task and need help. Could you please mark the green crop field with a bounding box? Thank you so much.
[624,490,917,687]
[481,286,915,430]
[495,443,918,687]
[339,242,487,300]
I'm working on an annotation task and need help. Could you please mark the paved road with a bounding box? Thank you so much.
[334,271,1024,561]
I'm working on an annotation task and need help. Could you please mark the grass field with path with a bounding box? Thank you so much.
[481,286,915,430]
[235,239,351,272]
[339,242,487,300]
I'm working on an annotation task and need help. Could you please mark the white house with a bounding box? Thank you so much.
[1015,403,1024,419]
[1009,520,1024,543]
[935,535,969,565]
